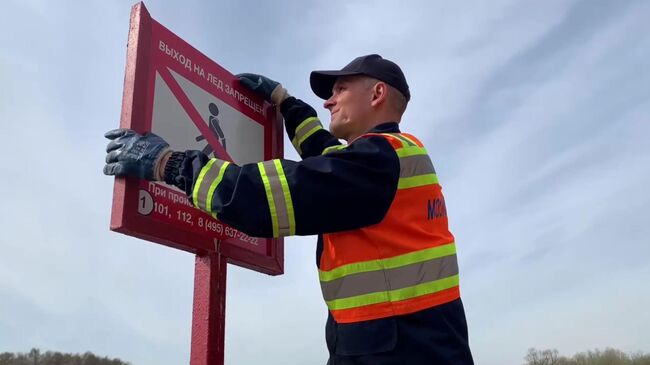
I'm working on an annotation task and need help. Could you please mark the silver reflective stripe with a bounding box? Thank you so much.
[260,160,294,236]
[196,159,229,211]
[292,117,323,154]
[320,254,459,301]
[399,154,436,178]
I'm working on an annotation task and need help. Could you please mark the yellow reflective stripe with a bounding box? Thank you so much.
[322,144,347,155]
[296,126,322,146]
[292,117,324,154]
[391,133,415,147]
[398,173,439,190]
[258,162,279,237]
[326,275,460,311]
[396,146,427,158]
[295,116,320,134]
[319,242,456,282]
[328,291,389,311]
[192,159,217,208]
[397,134,420,146]
[273,159,296,236]
[205,161,230,216]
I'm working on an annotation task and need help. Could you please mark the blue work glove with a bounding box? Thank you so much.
[237,73,289,105]
[104,128,171,181]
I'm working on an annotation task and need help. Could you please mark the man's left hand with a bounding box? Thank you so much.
[237,73,290,105]
[103,128,172,181]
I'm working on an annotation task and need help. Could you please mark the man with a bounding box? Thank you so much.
[104,54,474,364]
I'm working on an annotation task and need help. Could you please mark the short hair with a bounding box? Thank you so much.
[361,77,408,115]
[387,84,408,115]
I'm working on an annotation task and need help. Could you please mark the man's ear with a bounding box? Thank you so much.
[371,82,388,107]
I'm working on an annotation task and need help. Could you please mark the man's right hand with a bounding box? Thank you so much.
[237,73,289,105]
[103,128,171,181]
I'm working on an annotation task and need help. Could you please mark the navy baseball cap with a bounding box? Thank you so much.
[310,54,410,101]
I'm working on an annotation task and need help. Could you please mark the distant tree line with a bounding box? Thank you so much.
[524,348,650,365]
[0,348,130,365]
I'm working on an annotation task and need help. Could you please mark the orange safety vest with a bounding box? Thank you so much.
[319,132,461,323]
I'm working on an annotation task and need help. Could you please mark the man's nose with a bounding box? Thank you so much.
[324,96,335,110]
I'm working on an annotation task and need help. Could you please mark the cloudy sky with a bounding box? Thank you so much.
[1,0,649,364]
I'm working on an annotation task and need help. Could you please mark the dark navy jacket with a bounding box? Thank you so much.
[166,97,474,365]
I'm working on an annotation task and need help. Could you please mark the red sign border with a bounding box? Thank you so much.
[110,2,284,276]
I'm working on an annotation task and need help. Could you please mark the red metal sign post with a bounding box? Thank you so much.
[190,251,227,365]
[111,3,284,364]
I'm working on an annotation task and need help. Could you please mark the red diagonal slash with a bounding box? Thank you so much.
[158,66,233,162]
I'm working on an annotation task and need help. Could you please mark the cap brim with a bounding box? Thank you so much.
[310,70,362,99]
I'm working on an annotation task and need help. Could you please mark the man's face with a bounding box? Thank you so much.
[324,76,374,141]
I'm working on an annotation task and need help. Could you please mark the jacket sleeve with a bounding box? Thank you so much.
[165,135,400,238]
[280,97,342,158]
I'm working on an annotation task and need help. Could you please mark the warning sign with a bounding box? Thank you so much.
[110,4,284,275]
